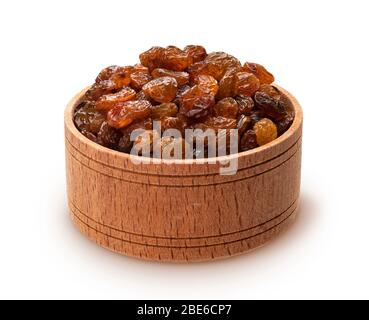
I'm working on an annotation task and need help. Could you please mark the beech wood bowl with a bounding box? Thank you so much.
[64,85,303,262]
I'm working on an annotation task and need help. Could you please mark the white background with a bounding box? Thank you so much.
[0,0,368,299]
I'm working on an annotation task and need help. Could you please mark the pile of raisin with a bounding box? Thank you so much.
[74,45,294,158]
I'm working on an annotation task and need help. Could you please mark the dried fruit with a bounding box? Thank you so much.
[130,72,152,91]
[253,118,278,146]
[74,101,105,133]
[233,72,260,96]
[192,75,219,96]
[184,45,207,63]
[85,80,116,101]
[97,121,121,148]
[214,98,238,119]
[154,136,189,159]
[132,130,161,155]
[142,77,178,103]
[151,68,189,86]
[75,45,293,157]
[107,100,151,129]
[235,95,254,115]
[95,87,136,111]
[180,94,215,119]
[240,129,258,151]
[151,103,178,120]
[243,62,274,84]
[254,91,286,121]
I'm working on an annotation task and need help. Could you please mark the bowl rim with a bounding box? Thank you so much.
[65,85,302,165]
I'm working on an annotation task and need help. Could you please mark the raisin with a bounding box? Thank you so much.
[154,136,188,159]
[95,65,120,83]
[240,129,258,151]
[202,116,237,130]
[136,90,149,101]
[74,101,105,134]
[237,114,252,137]
[151,103,178,120]
[109,66,134,89]
[130,72,152,91]
[203,52,241,79]
[117,134,132,153]
[243,62,274,84]
[139,47,164,71]
[143,77,178,103]
[132,130,160,155]
[233,72,260,96]
[216,68,238,99]
[160,115,187,134]
[214,97,238,119]
[253,118,278,146]
[81,130,98,143]
[254,91,286,121]
[107,100,151,129]
[258,84,281,100]
[250,109,266,125]
[184,45,207,63]
[151,68,189,86]
[121,118,153,136]
[180,94,215,119]
[235,95,254,115]
[95,87,136,111]
[85,80,116,101]
[276,111,294,135]
[192,75,219,96]
[173,84,191,105]
[97,121,121,148]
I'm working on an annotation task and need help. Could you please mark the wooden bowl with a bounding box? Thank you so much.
[64,86,302,262]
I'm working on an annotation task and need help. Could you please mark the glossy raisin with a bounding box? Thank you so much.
[253,118,278,146]
[151,103,178,120]
[214,97,238,119]
[130,72,152,91]
[107,100,151,129]
[74,101,105,134]
[151,68,189,86]
[254,91,286,121]
[192,75,219,96]
[160,115,187,134]
[180,94,215,119]
[276,111,294,135]
[97,122,121,148]
[243,62,274,84]
[233,72,260,96]
[95,87,136,111]
[240,129,258,151]
[257,84,281,100]
[202,116,237,130]
[143,77,178,103]
[184,45,207,63]
[85,80,116,101]
[237,114,252,137]
[235,95,254,115]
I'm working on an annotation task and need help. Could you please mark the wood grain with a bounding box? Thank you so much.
[64,85,303,262]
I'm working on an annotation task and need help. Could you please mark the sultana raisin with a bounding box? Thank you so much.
[257,84,281,100]
[97,121,121,148]
[74,101,105,134]
[192,75,219,96]
[233,72,260,96]
[237,114,252,137]
[154,136,189,159]
[214,97,238,119]
[240,129,258,151]
[202,116,237,130]
[130,72,152,91]
[216,68,238,99]
[132,130,160,155]
[235,95,254,116]
[275,111,294,135]
[180,94,215,119]
[117,134,132,153]
[85,80,116,101]
[253,118,278,146]
[160,115,188,134]
[184,45,207,63]
[95,87,136,111]
[151,68,189,86]
[254,91,286,121]
[142,77,178,103]
[243,62,274,84]
[151,103,178,120]
[107,100,151,129]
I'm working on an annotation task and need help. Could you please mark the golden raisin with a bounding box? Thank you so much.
[142,77,178,103]
[151,68,189,86]
[95,87,136,111]
[233,72,260,96]
[130,72,152,91]
[253,118,278,146]
[107,100,151,129]
[151,103,178,120]
[243,62,274,84]
[214,98,238,119]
